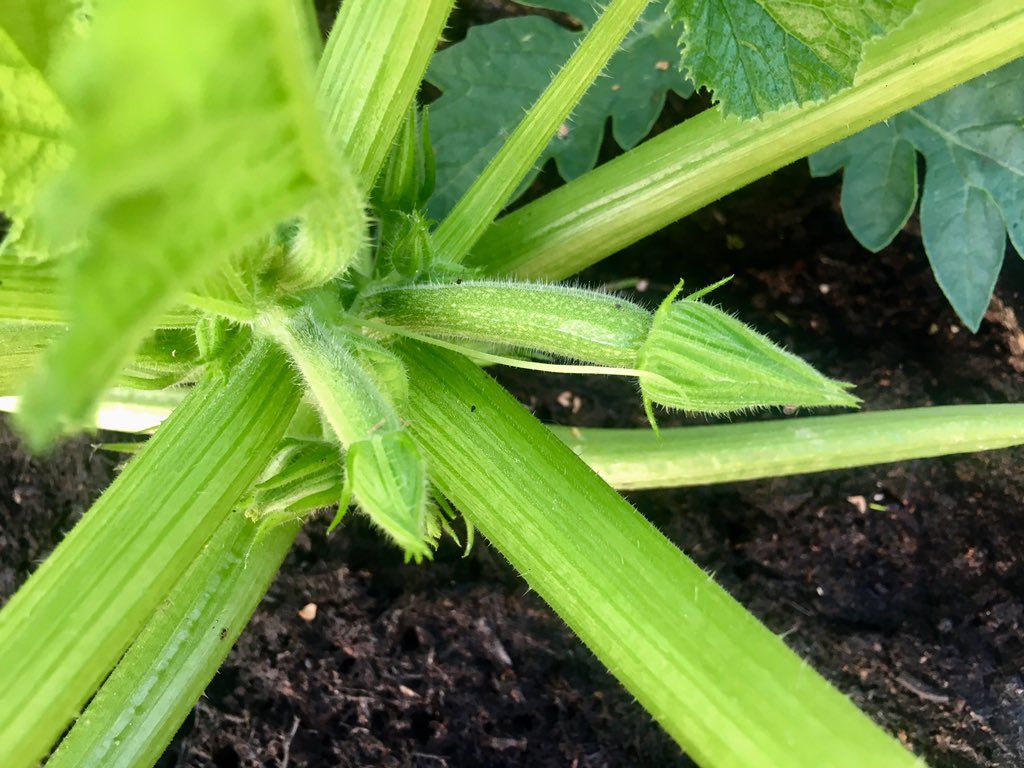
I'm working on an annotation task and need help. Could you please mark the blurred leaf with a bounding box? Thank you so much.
[667,0,916,118]
[0,323,57,394]
[426,0,692,218]
[18,0,334,446]
[0,0,83,74]
[810,60,1024,331]
[0,26,71,234]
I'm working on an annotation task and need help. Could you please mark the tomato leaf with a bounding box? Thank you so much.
[426,0,692,218]
[810,60,1024,331]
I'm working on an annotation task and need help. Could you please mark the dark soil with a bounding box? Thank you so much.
[4,5,1024,767]
[3,163,1023,767]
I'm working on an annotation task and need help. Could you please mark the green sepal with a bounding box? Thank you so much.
[194,315,233,364]
[243,439,343,522]
[375,105,436,213]
[347,430,431,562]
[379,210,435,277]
[638,281,859,414]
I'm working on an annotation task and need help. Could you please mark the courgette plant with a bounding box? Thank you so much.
[0,1,1022,766]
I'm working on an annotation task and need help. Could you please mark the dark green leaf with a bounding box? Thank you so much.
[667,0,916,118]
[810,60,1024,330]
[426,0,692,218]
[810,122,918,251]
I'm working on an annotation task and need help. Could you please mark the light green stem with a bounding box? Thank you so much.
[46,514,299,768]
[399,341,921,768]
[316,0,455,190]
[554,405,1024,490]
[0,258,196,327]
[468,0,1024,278]
[0,323,59,394]
[0,342,299,768]
[360,281,651,366]
[259,307,399,443]
[431,0,652,262]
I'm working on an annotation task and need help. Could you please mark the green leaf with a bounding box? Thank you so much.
[809,122,918,251]
[0,0,82,74]
[666,0,916,118]
[638,283,858,414]
[426,0,692,219]
[18,0,333,447]
[810,60,1024,331]
[0,26,71,229]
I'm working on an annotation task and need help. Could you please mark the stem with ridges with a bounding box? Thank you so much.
[46,514,299,768]
[0,258,196,327]
[360,281,651,366]
[398,341,921,767]
[316,0,455,190]
[431,0,652,262]
[553,405,1024,490]
[0,342,299,768]
[468,0,1024,278]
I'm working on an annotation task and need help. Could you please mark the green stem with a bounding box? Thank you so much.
[259,307,399,442]
[0,258,196,327]
[46,514,299,768]
[0,342,299,768]
[468,0,1024,278]
[316,0,455,190]
[398,341,919,767]
[554,405,1024,490]
[360,281,651,366]
[0,323,59,394]
[431,0,652,262]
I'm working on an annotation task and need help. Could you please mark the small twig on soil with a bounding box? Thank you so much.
[895,674,950,704]
[279,716,300,768]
